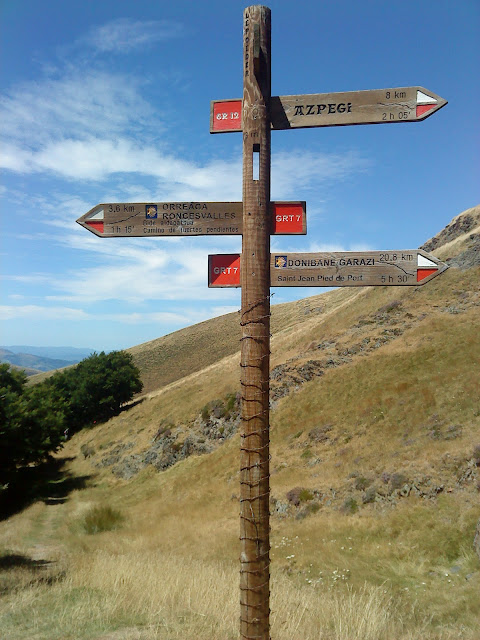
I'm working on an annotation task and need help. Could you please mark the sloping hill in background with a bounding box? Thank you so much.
[70,205,479,476]
[126,285,347,395]
[3,345,94,361]
[121,206,479,397]
[0,347,78,374]
[1,205,479,640]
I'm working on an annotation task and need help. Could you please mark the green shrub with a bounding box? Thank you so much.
[82,505,124,534]
[298,489,314,502]
[286,487,315,506]
[225,393,237,413]
[390,472,408,490]
[362,486,377,504]
[341,497,358,514]
[354,476,373,491]
[300,447,313,459]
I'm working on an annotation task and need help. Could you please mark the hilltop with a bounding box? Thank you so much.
[2,345,94,376]
[1,205,479,640]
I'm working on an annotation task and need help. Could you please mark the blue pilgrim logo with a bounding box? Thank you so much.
[274,255,287,268]
[146,205,158,219]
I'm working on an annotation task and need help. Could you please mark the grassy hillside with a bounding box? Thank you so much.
[1,205,479,640]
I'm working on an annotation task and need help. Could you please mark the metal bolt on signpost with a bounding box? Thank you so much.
[239,6,272,640]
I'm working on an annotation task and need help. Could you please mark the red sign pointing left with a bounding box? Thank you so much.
[77,201,306,237]
[209,254,241,287]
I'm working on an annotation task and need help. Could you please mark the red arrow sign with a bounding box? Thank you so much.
[77,201,306,237]
[210,87,447,133]
[208,251,448,287]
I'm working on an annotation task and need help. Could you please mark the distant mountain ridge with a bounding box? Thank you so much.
[2,345,94,361]
[1,346,94,375]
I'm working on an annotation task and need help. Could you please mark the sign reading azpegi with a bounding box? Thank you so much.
[76,201,306,237]
[210,87,447,132]
[208,250,448,288]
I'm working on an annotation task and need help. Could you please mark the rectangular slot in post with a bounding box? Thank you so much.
[253,143,260,181]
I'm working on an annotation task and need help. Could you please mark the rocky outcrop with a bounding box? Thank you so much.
[88,394,241,480]
[421,205,479,252]
[474,519,480,562]
[446,233,480,270]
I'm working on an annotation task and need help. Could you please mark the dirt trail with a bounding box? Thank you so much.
[27,501,66,565]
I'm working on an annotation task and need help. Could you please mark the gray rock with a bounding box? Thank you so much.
[474,519,480,562]
[112,454,146,480]
[421,214,476,252]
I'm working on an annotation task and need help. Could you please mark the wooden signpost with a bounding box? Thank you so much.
[211,8,446,640]
[238,8,271,639]
[211,86,447,132]
[208,250,448,288]
[76,201,306,236]
[77,5,448,639]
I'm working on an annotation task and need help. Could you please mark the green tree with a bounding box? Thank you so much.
[0,351,142,486]
[0,364,66,486]
[47,350,143,431]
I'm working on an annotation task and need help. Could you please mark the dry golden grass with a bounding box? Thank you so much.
[1,538,478,639]
[3,208,480,638]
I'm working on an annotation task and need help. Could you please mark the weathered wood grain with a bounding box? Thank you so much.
[208,250,449,288]
[77,201,306,236]
[210,86,447,132]
[239,6,271,640]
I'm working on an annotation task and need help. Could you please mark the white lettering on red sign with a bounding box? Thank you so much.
[275,214,302,223]
[216,111,240,121]
[214,266,239,275]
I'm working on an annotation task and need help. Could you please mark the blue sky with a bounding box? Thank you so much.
[1,0,478,352]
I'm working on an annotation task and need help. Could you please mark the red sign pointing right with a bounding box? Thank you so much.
[210,86,447,133]
[208,250,448,288]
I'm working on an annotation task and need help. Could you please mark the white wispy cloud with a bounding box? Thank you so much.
[83,18,185,54]
[0,19,371,319]
[0,71,156,149]
[1,135,365,202]
[0,305,89,321]
[43,243,239,304]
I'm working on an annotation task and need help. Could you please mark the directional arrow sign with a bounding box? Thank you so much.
[210,86,447,133]
[208,250,448,287]
[77,201,306,237]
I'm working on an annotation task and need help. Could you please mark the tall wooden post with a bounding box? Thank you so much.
[240,5,271,640]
